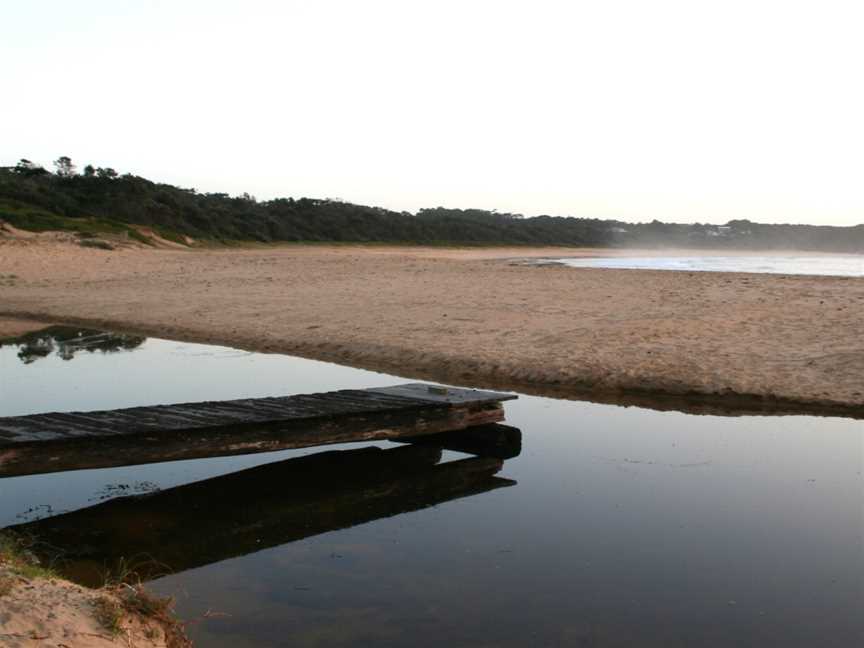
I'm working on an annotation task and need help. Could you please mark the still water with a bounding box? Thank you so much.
[1,328,862,647]
[553,254,864,277]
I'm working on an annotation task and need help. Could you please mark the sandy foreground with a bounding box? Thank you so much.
[0,565,187,648]
[1,238,863,415]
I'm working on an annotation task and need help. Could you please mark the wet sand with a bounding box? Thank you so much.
[1,239,862,414]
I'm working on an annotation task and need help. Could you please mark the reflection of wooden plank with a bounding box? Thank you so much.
[399,423,522,459]
[0,384,515,477]
[14,444,516,586]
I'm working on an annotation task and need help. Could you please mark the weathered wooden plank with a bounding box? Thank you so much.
[30,413,118,437]
[0,384,515,447]
[368,383,519,405]
[0,402,506,477]
[13,444,514,586]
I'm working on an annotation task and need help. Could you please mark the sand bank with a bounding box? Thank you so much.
[1,240,862,415]
[0,568,188,648]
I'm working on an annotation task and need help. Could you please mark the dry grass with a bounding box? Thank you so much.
[118,583,176,618]
[101,583,191,648]
[92,595,123,635]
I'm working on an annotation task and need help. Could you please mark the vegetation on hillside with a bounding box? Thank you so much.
[1,157,862,251]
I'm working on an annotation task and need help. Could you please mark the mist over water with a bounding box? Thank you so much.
[553,254,864,277]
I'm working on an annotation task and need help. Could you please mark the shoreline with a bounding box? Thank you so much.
[3,313,863,420]
[0,534,189,648]
[1,241,862,417]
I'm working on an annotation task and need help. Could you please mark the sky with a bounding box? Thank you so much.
[2,0,863,226]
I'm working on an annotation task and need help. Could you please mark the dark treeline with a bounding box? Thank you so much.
[1,158,862,251]
[0,158,611,246]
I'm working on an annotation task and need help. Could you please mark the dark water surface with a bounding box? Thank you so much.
[1,328,862,647]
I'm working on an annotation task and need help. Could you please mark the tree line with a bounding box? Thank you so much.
[1,157,862,251]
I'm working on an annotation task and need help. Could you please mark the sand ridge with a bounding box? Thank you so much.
[0,567,185,648]
[1,240,862,414]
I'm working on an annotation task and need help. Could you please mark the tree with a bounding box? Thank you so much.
[83,164,96,177]
[53,156,76,177]
[96,167,118,179]
[14,159,47,176]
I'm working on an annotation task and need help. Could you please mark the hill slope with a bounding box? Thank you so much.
[1,161,862,250]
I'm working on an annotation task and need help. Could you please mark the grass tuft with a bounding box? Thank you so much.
[98,561,191,647]
[92,595,123,635]
[106,583,191,647]
[119,583,175,617]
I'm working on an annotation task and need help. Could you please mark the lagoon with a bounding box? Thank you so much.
[1,328,862,647]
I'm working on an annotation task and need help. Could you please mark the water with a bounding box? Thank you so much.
[551,254,864,277]
[1,328,863,647]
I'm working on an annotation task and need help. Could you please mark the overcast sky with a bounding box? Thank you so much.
[2,1,862,225]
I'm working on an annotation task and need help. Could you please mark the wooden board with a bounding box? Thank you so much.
[368,383,518,405]
[0,383,516,477]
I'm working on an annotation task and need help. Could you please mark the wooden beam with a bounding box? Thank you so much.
[0,383,516,445]
[0,383,516,477]
[0,402,504,477]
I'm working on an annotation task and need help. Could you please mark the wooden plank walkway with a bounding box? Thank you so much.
[0,383,516,477]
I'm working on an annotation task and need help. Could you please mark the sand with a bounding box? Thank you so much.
[0,567,186,648]
[1,237,862,414]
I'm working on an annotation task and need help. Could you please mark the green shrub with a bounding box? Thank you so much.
[127,228,154,245]
[79,239,114,250]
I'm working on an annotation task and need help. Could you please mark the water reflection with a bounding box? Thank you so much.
[13,427,519,587]
[0,326,145,364]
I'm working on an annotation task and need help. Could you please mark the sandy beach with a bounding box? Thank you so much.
[1,238,862,415]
